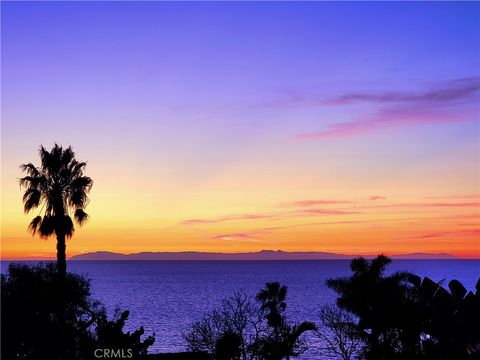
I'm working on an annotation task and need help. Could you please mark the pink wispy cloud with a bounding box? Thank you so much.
[181,214,275,225]
[368,195,386,201]
[398,229,480,241]
[182,201,360,226]
[212,219,371,242]
[364,202,480,209]
[299,208,360,215]
[297,108,465,140]
[286,199,353,207]
[211,232,262,242]
[423,194,480,199]
[296,77,479,140]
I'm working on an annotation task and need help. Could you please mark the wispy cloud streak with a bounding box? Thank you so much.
[364,202,480,209]
[296,77,480,140]
[396,229,480,241]
[182,205,359,226]
[327,77,480,106]
[285,199,353,207]
[298,209,360,215]
[211,232,262,242]
[181,214,275,225]
[368,195,386,201]
[423,195,480,200]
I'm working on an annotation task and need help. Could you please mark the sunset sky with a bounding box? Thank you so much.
[1,2,479,259]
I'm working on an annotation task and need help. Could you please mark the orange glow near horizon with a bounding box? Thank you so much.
[2,142,479,259]
[2,182,479,259]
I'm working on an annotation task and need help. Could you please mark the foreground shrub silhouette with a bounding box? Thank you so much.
[1,263,155,360]
[184,283,315,360]
[95,308,155,356]
[215,332,242,360]
[327,255,480,360]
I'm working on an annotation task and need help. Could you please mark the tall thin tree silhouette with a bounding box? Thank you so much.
[19,144,92,277]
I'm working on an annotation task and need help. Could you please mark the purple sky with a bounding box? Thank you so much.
[2,2,479,258]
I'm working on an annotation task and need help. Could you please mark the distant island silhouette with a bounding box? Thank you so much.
[70,250,458,261]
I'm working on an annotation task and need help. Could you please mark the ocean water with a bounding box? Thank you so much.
[2,260,479,357]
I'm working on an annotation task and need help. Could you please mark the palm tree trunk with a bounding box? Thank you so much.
[56,232,67,359]
[56,234,67,277]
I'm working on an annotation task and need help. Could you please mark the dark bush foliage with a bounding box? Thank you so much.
[327,255,480,360]
[1,262,155,360]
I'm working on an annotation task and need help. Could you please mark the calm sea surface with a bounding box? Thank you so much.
[2,260,479,357]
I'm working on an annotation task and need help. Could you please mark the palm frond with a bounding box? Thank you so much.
[448,279,467,301]
[61,146,75,166]
[63,216,75,238]
[350,257,369,273]
[19,176,36,188]
[69,191,89,208]
[38,216,56,238]
[370,255,391,276]
[28,216,43,235]
[39,145,52,172]
[326,277,351,293]
[405,273,422,288]
[19,163,40,177]
[74,209,89,226]
[71,161,87,175]
[387,271,415,284]
[23,188,41,213]
[68,177,92,208]
[291,321,316,340]
[70,176,93,192]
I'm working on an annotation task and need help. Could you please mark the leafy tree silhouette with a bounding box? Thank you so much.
[19,144,93,277]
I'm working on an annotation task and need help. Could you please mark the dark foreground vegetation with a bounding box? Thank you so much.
[2,256,479,360]
[184,255,480,360]
[1,263,154,360]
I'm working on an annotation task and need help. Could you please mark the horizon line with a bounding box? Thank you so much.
[2,249,478,261]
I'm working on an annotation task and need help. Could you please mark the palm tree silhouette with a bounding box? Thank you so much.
[327,255,416,359]
[19,144,92,277]
[256,282,316,360]
[257,282,287,330]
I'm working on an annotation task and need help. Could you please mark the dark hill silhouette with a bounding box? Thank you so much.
[70,250,457,261]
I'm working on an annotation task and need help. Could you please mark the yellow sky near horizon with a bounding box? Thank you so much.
[2,173,479,259]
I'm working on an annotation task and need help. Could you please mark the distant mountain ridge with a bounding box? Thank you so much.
[70,250,458,261]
